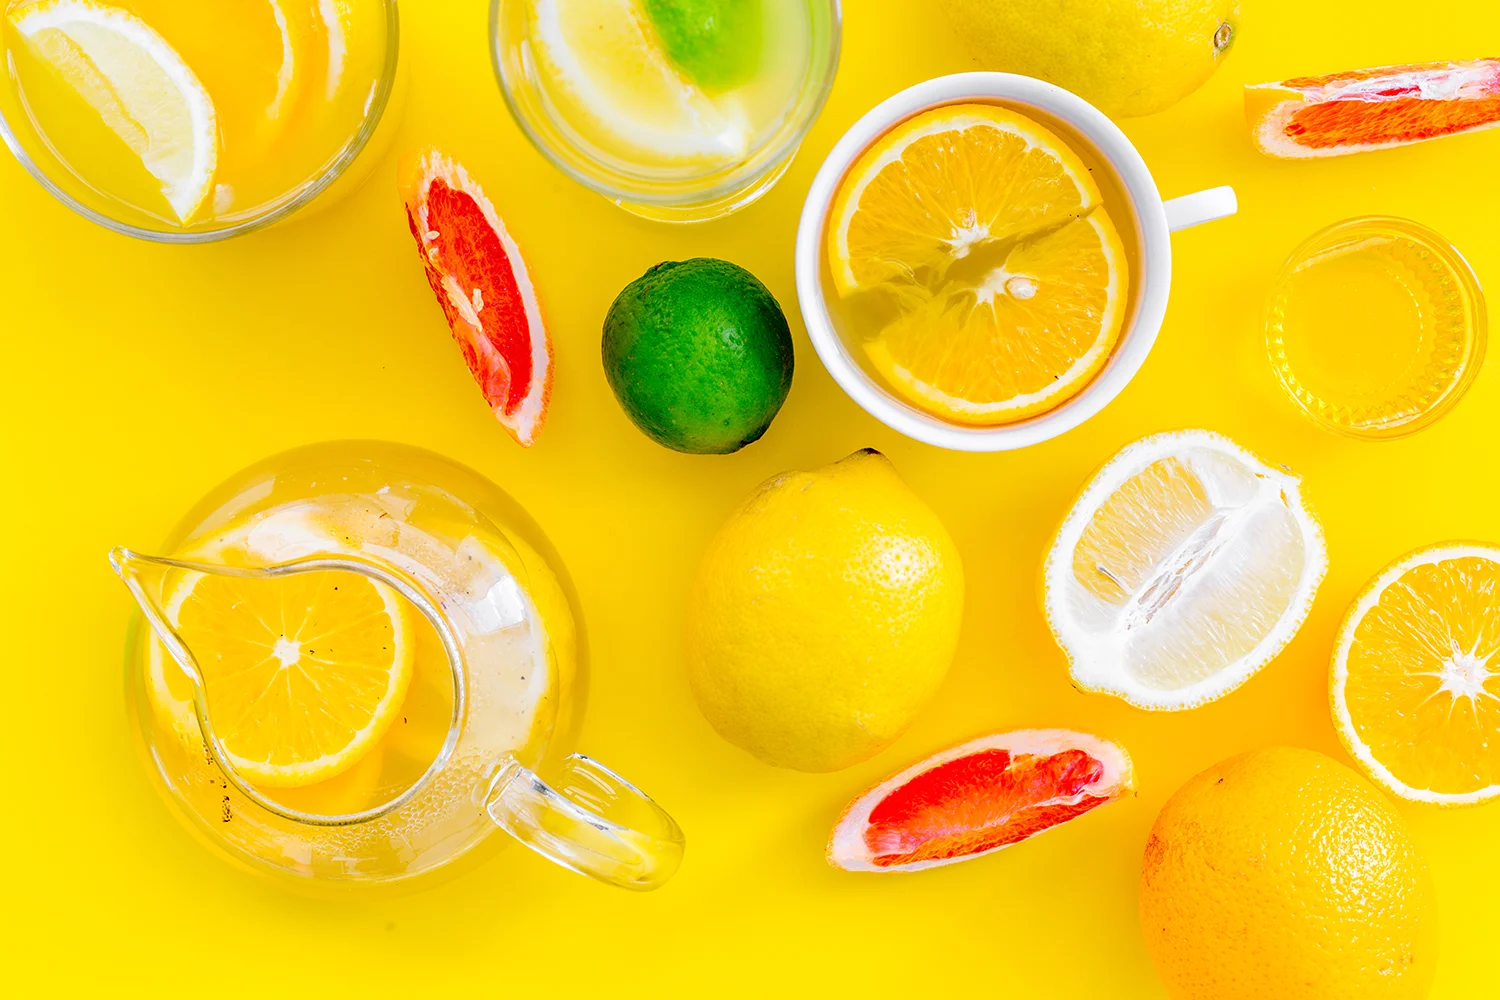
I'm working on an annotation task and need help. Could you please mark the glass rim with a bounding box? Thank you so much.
[0,0,401,245]
[1266,214,1489,440]
[488,0,842,211]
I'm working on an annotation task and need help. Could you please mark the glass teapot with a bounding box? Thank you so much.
[111,441,682,891]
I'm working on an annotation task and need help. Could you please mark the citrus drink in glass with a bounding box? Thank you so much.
[492,0,840,221]
[0,0,401,240]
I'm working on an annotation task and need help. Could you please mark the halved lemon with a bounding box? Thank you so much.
[1043,430,1327,710]
[827,104,1128,424]
[10,0,218,222]
[1332,543,1500,805]
[163,567,413,788]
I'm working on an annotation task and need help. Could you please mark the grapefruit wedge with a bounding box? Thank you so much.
[401,148,552,446]
[1247,58,1500,159]
[828,730,1134,873]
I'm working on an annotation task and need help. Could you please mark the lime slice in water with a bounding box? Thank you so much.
[641,0,762,92]
[530,0,751,163]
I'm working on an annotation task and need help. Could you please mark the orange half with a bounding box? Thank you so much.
[1247,58,1500,158]
[1332,542,1500,805]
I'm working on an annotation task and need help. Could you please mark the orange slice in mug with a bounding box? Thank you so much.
[827,104,1129,425]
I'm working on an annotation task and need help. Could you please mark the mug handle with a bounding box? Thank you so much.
[1162,186,1238,232]
[484,754,685,891]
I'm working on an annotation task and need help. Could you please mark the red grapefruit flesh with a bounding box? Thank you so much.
[828,729,1134,873]
[1247,58,1500,159]
[401,148,552,446]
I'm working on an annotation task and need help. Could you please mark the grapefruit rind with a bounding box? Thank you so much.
[401,148,553,447]
[1043,430,1327,711]
[1246,58,1500,159]
[1330,541,1500,807]
[827,729,1134,873]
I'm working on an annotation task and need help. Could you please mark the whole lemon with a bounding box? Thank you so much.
[685,449,964,772]
[939,0,1242,119]
[1140,747,1437,1000]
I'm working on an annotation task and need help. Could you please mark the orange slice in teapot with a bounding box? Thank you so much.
[166,567,414,788]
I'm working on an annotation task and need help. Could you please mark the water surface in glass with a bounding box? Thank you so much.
[1267,217,1486,439]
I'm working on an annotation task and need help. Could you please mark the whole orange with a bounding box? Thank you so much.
[1139,747,1437,1000]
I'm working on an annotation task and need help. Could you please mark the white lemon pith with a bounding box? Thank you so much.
[11,0,218,221]
[685,450,965,773]
[1332,543,1500,806]
[1044,430,1326,710]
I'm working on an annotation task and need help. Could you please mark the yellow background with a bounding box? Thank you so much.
[4,0,1499,995]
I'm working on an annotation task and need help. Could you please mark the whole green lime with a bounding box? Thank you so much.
[603,258,794,455]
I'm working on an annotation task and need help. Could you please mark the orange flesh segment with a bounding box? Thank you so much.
[1344,556,1500,794]
[406,180,533,418]
[1276,59,1500,150]
[863,748,1108,866]
[1288,94,1500,148]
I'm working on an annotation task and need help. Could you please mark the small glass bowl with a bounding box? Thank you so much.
[1266,216,1487,440]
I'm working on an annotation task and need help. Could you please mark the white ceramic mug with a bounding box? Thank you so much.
[794,73,1238,452]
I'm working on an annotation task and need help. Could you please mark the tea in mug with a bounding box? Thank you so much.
[821,101,1140,426]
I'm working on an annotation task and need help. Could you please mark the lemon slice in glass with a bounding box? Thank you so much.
[529,0,750,163]
[10,0,218,221]
[161,567,413,788]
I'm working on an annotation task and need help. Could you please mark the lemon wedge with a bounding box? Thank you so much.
[10,0,218,222]
[162,567,413,788]
[1044,430,1326,710]
[529,0,750,163]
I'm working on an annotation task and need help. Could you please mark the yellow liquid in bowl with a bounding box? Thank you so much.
[1267,217,1486,439]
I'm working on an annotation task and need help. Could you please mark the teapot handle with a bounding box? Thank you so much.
[484,754,684,891]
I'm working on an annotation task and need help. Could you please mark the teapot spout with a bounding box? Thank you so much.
[108,545,470,829]
[109,547,199,674]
